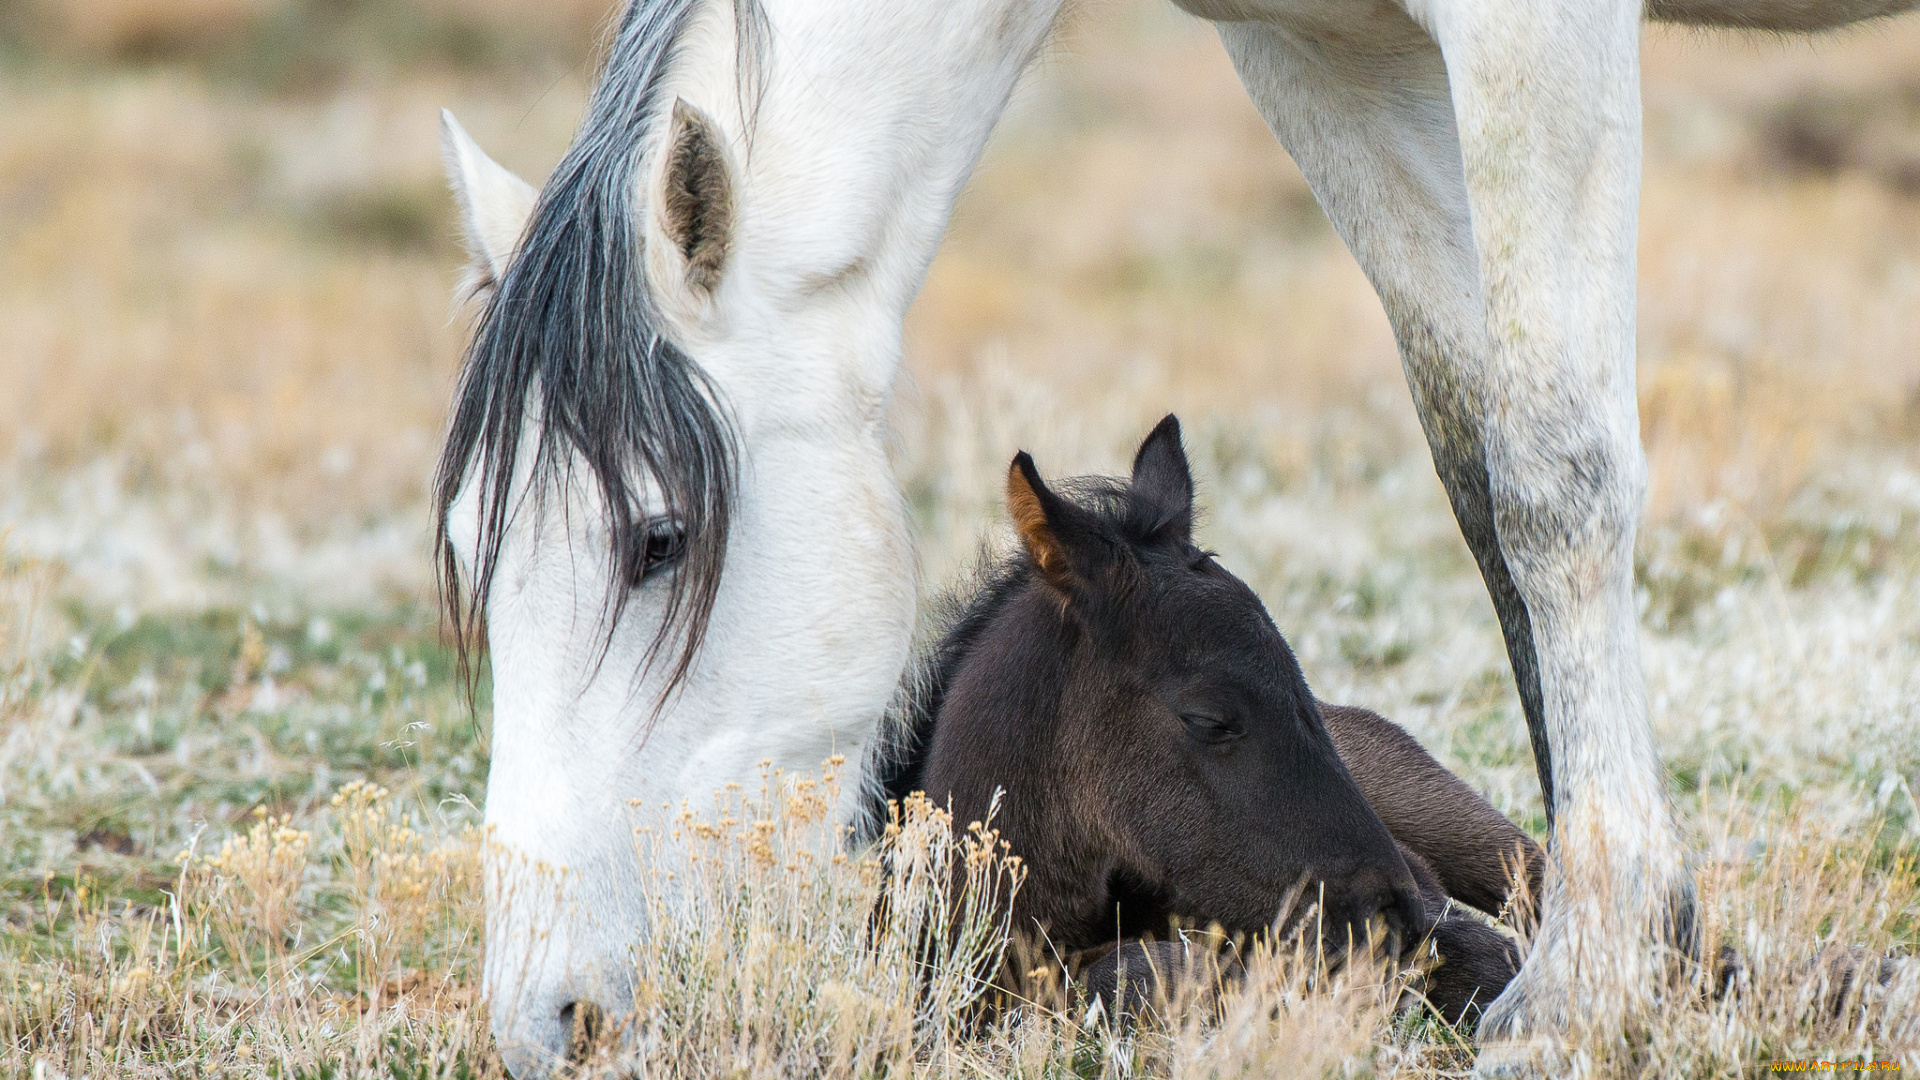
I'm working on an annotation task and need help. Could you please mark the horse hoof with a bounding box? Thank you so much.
[1470,1036,1562,1080]
[1474,967,1547,1044]
[1471,965,1574,1073]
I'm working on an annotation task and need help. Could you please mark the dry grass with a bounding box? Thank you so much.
[2,638,1912,1078]
[2,2,1919,1076]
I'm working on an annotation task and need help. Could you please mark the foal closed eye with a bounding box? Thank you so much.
[1181,714,1242,744]
[628,517,688,587]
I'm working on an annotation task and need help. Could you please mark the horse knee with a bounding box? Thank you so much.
[1485,425,1645,582]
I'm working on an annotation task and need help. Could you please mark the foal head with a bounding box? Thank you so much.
[883,416,1423,957]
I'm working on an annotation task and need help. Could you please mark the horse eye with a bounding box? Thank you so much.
[1181,713,1241,745]
[629,517,687,587]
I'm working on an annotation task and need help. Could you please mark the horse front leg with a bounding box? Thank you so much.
[1216,0,1686,1059]
[1427,0,1686,1055]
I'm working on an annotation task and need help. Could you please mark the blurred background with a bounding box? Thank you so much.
[2,0,1918,920]
[2,0,1917,612]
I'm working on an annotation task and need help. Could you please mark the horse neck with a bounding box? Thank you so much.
[654,0,1068,418]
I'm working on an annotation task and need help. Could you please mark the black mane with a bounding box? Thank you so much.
[434,0,767,710]
[863,475,1168,834]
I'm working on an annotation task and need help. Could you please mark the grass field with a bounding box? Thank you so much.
[3,0,1919,1075]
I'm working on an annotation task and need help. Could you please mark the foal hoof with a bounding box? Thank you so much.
[1469,960,1574,1077]
[1811,945,1903,1016]
[1078,939,1221,1025]
[1414,916,1521,1029]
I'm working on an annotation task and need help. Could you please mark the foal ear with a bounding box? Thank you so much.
[440,110,538,294]
[660,98,735,294]
[1007,452,1076,584]
[1129,414,1194,542]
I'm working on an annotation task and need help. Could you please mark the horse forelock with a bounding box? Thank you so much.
[433,0,769,717]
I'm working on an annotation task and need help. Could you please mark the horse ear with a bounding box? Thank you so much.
[660,98,735,294]
[440,110,537,295]
[1007,452,1075,583]
[1130,414,1194,542]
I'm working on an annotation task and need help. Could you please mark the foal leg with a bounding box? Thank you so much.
[1325,703,1544,926]
[1216,2,1686,1054]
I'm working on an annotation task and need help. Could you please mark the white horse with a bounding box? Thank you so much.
[437,0,1914,1073]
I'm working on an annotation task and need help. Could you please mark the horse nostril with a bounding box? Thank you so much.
[559,1000,604,1064]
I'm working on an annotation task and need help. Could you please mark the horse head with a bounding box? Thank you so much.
[433,2,932,1065]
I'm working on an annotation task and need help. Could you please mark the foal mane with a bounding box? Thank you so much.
[434,0,769,711]
[861,474,1171,838]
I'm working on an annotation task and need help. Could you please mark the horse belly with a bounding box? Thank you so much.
[1168,0,1914,35]
[1166,0,1432,53]
[1646,0,1915,31]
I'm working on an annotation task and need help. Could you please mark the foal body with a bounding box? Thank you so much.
[1325,703,1542,926]
[875,417,1542,1026]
